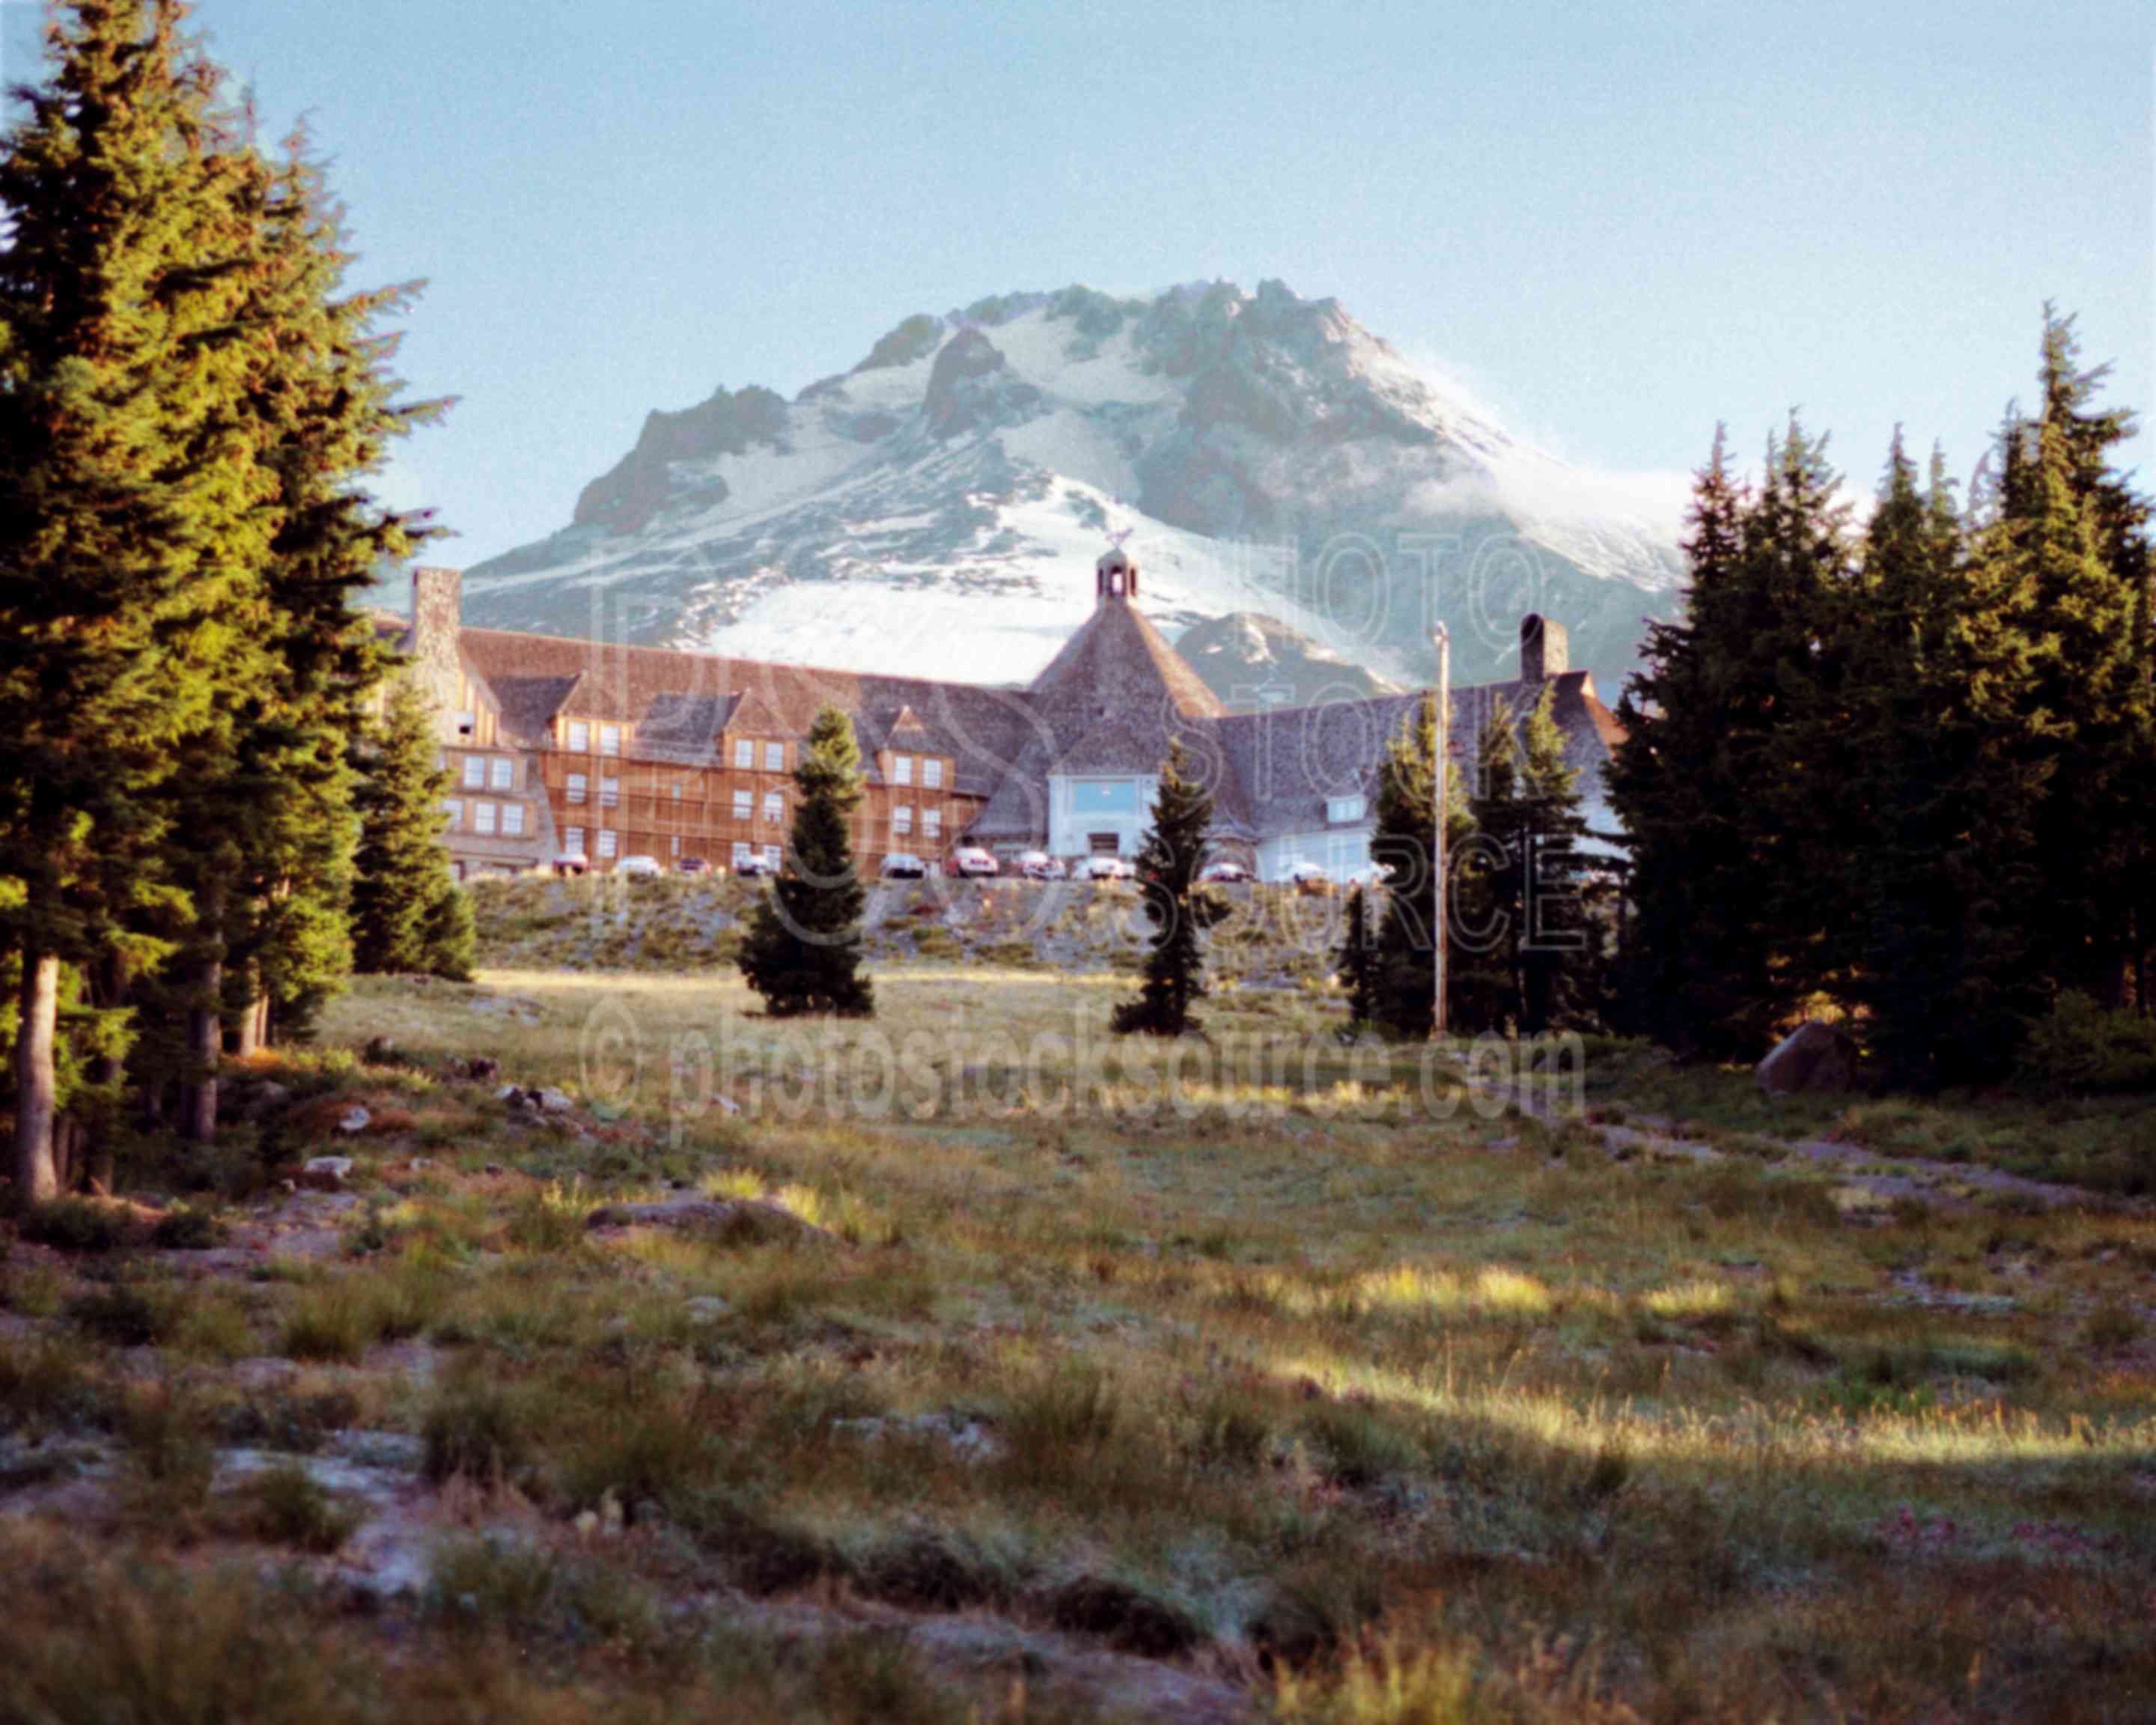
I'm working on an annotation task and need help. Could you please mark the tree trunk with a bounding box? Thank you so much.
[231,988,263,1058]
[13,950,60,1205]
[182,953,222,1143]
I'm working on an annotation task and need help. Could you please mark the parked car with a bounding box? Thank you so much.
[880,852,928,880]
[1016,851,1066,880]
[1197,860,1252,884]
[675,856,711,876]
[551,852,588,877]
[949,845,999,878]
[734,854,778,879]
[1082,855,1136,881]
[1288,860,1334,895]
[616,854,663,877]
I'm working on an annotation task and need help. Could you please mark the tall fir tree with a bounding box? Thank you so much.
[0,1,269,1198]
[215,132,442,1053]
[1367,693,1476,1037]
[737,705,872,1017]
[1112,741,1222,1036]
[1608,428,1778,1057]
[1515,687,1594,1031]
[350,681,472,982]
[1455,690,1593,1033]
[2012,310,2150,1007]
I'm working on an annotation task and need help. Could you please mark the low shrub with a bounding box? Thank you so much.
[239,1463,360,1553]
[423,1378,531,1487]
[67,1282,171,1348]
[2018,993,2156,1096]
[18,1197,130,1253]
[150,1204,224,1251]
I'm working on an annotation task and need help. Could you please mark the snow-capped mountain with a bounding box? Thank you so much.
[462,280,1686,692]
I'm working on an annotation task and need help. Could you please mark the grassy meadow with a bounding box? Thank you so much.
[1,961,2152,1721]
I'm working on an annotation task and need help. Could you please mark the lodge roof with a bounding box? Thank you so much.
[419,576,1622,851]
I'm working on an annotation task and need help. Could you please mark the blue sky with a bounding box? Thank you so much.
[3,0,2149,565]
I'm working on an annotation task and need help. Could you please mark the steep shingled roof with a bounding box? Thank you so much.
[972,597,1234,840]
[455,627,1040,797]
[1215,670,1624,842]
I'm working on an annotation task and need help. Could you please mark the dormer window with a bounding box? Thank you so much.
[764,741,784,773]
[893,753,913,786]
[923,758,943,789]
[599,724,621,757]
[454,710,475,738]
[1326,794,1368,826]
[734,738,754,770]
[567,720,590,752]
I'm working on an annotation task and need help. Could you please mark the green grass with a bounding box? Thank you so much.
[0,968,2149,1722]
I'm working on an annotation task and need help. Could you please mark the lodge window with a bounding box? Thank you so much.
[669,835,680,855]
[761,791,782,823]
[893,804,913,834]
[731,841,752,866]
[461,756,485,790]
[733,789,752,820]
[923,758,943,789]
[892,753,913,786]
[567,720,590,752]
[565,825,585,854]
[764,741,784,773]
[761,844,780,868]
[600,777,619,809]
[490,758,514,791]
[473,801,496,836]
[566,773,587,804]
[444,798,463,829]
[502,803,525,837]
[734,738,754,769]
[669,783,682,800]
[923,808,942,839]
[1326,794,1367,825]
[597,830,618,860]
[454,710,475,738]
[599,724,621,757]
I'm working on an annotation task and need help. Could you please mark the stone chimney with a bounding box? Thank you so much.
[1094,546,1138,606]
[1520,612,1568,683]
[409,566,464,716]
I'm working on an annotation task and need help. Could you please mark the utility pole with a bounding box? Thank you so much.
[1431,624,1449,1039]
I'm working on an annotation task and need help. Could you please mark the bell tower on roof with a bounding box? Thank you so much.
[1094,544,1139,606]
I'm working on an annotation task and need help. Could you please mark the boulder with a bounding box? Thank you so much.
[466,1056,502,1083]
[362,1036,401,1067]
[1756,1020,1860,1095]
[302,1154,354,1189]
[335,1107,371,1136]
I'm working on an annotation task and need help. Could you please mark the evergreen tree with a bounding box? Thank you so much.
[1367,693,1475,1037]
[1112,741,1221,1036]
[1455,699,1523,1031]
[1516,687,1593,1031]
[1455,690,1593,1033]
[1336,886,1378,1026]
[0,1,268,1198]
[216,133,442,1050]
[737,705,872,1017]
[350,681,469,981]
[1608,428,1779,1057]
[2012,310,2150,1006]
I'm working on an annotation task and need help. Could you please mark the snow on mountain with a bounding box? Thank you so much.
[461,281,1687,692]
